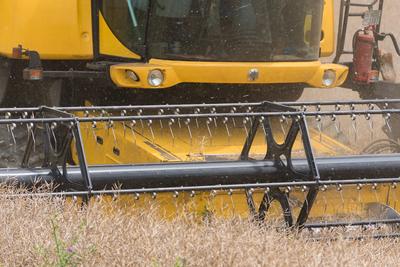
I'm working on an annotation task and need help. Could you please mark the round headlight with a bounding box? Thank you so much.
[126,70,139,81]
[148,69,164,87]
[322,69,336,87]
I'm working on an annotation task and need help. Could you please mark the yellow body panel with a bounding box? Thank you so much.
[99,13,141,59]
[0,0,93,59]
[110,60,348,89]
[86,123,352,164]
[320,0,335,57]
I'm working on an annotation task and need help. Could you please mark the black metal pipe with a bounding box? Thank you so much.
[3,155,400,190]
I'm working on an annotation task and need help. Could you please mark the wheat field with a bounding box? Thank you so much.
[0,187,397,267]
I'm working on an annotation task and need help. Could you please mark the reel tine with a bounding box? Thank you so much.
[174,108,181,128]
[108,120,118,146]
[321,185,328,214]
[316,115,322,142]
[130,120,137,143]
[230,107,237,127]
[50,122,58,153]
[336,184,344,211]
[243,117,250,138]
[391,183,398,210]
[365,113,374,141]
[27,122,36,152]
[185,118,193,145]
[121,110,127,137]
[9,123,17,150]
[134,109,144,134]
[259,116,268,145]
[351,114,357,144]
[91,121,97,143]
[194,108,200,128]
[168,118,175,145]
[384,113,392,133]
[223,117,231,139]
[211,107,217,128]
[280,115,287,136]
[147,119,155,143]
[206,117,213,138]
[158,109,164,129]
[331,114,341,135]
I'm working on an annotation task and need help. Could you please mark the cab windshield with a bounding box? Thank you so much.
[101,0,324,62]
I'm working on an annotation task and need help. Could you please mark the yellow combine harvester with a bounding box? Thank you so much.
[1,0,400,230]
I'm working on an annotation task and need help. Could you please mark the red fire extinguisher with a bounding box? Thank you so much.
[352,29,378,84]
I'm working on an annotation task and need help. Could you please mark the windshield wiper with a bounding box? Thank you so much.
[127,0,138,27]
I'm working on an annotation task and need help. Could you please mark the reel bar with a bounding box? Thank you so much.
[4,175,400,198]
[74,109,400,121]
[0,99,398,116]
[54,99,400,112]
[3,155,400,189]
[308,233,400,242]
[305,218,400,228]
[0,109,400,124]
[281,98,400,106]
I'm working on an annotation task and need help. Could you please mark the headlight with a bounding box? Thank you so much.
[126,70,139,81]
[322,69,336,87]
[148,69,164,87]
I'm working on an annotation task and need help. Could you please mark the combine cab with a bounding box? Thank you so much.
[1,0,400,233]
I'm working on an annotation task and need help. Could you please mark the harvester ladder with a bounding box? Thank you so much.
[333,0,384,63]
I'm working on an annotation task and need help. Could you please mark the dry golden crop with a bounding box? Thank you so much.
[0,186,399,267]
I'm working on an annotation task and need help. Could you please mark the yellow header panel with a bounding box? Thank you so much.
[0,0,93,60]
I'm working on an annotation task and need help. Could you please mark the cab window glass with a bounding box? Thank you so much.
[100,0,149,54]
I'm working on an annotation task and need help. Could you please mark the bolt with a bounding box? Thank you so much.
[211,190,217,197]
[372,183,378,190]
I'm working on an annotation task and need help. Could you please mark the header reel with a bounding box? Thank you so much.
[1,100,400,231]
